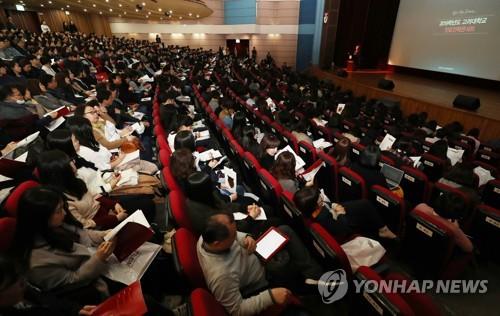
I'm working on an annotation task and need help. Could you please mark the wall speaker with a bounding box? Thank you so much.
[336,69,348,77]
[453,95,480,111]
[377,79,395,90]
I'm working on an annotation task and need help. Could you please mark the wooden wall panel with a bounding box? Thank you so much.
[4,10,40,32]
[256,1,300,25]
[37,10,111,36]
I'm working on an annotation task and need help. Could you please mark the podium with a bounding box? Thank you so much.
[346,60,355,71]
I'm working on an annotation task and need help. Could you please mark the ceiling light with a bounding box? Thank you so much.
[92,3,96,7]
[48,1,52,3]
[99,11,102,14]
[158,8,161,11]
[119,14,121,17]
[179,16,182,19]
[40,4,44,7]
[119,3,122,7]
[141,2,145,6]
[135,9,138,12]
[105,0,109,2]
[169,9,172,13]
[66,4,69,7]
[15,4,25,10]
[196,14,200,18]
[83,8,87,11]
[110,8,113,12]
[123,11,126,14]
[65,10,70,15]
[188,12,192,16]
[60,7,63,10]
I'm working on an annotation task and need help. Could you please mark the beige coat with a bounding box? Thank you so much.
[66,191,101,229]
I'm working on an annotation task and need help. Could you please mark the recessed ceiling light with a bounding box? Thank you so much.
[60,7,63,10]
[135,9,138,12]
[119,3,122,7]
[179,16,182,19]
[66,5,69,7]
[40,4,44,6]
[92,3,96,7]
[141,2,145,6]
[48,1,52,3]
[119,14,121,17]
[196,14,200,18]
[99,11,102,14]
[158,8,161,11]
[123,11,126,14]
[188,12,192,16]
[169,9,172,13]
[105,0,109,2]
[83,8,87,11]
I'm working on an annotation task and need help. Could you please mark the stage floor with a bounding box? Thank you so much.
[343,71,500,121]
[311,67,500,141]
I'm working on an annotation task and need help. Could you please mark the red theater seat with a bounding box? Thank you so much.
[167,190,193,232]
[4,180,40,217]
[338,167,367,202]
[172,228,206,289]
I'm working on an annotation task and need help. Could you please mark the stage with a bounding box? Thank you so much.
[310,67,500,142]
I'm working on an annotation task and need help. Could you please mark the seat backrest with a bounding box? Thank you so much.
[471,204,500,262]
[338,167,367,202]
[298,141,317,167]
[4,180,40,217]
[370,185,406,236]
[352,266,415,316]
[168,190,193,232]
[317,151,339,202]
[482,179,500,208]
[189,288,228,316]
[158,149,170,168]
[228,139,244,163]
[308,222,353,279]
[404,207,455,278]
[350,143,366,163]
[384,272,442,316]
[172,228,206,289]
[156,134,170,152]
[0,217,16,252]
[241,152,262,193]
[257,169,283,210]
[400,166,430,206]
[281,130,298,153]
[161,167,181,192]
[429,182,472,223]
[476,149,500,166]
[420,153,446,182]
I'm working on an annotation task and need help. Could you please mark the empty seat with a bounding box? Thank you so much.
[476,149,500,166]
[400,166,431,206]
[172,228,206,290]
[370,185,407,236]
[338,167,367,202]
[350,143,366,164]
[280,130,298,153]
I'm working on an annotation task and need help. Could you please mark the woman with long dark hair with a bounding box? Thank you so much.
[37,150,128,229]
[271,151,300,194]
[257,133,281,170]
[294,187,397,242]
[11,186,114,298]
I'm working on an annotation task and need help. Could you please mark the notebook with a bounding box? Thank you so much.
[380,163,404,190]
[255,227,289,262]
